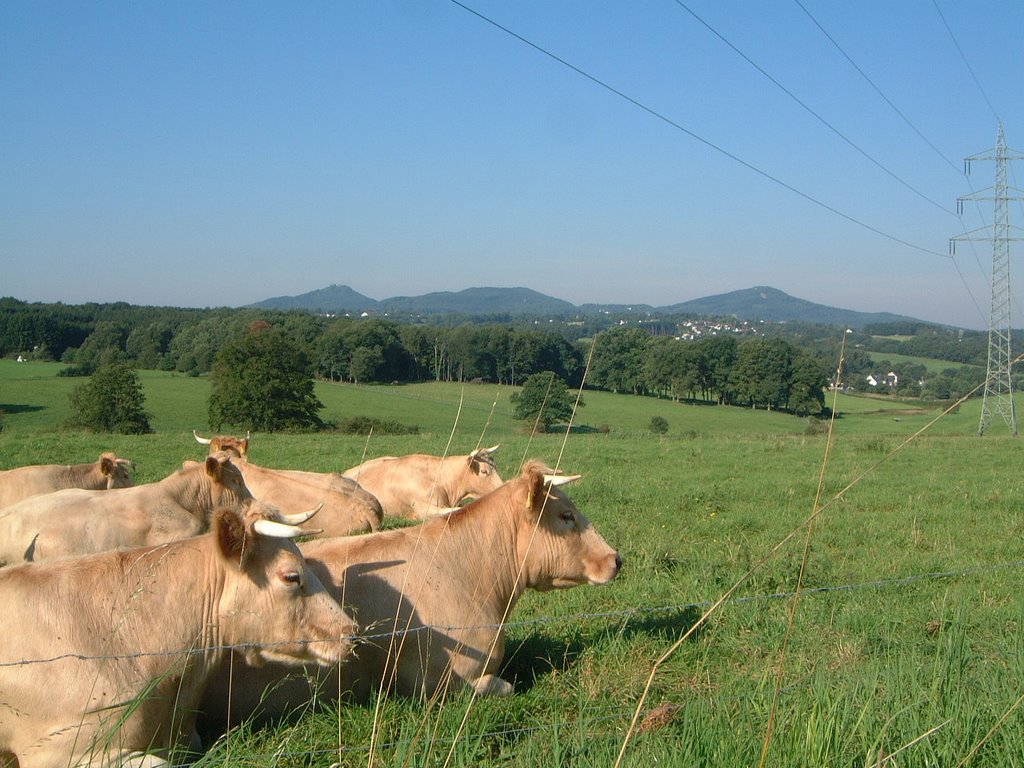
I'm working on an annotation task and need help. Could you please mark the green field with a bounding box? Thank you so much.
[2,361,1024,766]
[861,348,983,375]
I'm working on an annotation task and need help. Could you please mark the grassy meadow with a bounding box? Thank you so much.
[2,359,1024,766]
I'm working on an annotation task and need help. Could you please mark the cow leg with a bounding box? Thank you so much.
[124,753,169,767]
[103,751,169,767]
[472,675,513,697]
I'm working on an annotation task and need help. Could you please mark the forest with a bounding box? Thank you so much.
[0,297,997,415]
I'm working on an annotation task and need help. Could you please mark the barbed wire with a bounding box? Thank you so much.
[5,558,1021,671]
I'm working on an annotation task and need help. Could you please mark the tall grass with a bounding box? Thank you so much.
[3,361,1024,765]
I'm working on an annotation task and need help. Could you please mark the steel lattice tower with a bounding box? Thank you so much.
[952,124,1024,436]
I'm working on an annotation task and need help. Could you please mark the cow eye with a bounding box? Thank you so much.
[559,510,575,523]
[281,571,302,587]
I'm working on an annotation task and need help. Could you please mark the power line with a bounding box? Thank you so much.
[447,0,951,261]
[932,0,1000,122]
[673,0,955,217]
[791,0,994,329]
[794,0,964,176]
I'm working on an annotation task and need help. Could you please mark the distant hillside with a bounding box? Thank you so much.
[660,287,917,328]
[250,284,379,313]
[381,287,575,315]
[249,284,925,328]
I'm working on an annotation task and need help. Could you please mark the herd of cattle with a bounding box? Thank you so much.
[0,436,621,767]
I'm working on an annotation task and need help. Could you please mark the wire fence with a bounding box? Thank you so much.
[6,557,1022,670]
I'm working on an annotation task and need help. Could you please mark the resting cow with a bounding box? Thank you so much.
[0,452,133,508]
[0,451,279,566]
[0,508,356,768]
[191,433,382,535]
[342,445,503,519]
[200,461,621,732]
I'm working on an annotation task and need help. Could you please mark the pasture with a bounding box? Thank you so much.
[2,360,1024,766]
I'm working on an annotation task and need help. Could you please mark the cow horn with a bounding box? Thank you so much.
[544,473,581,487]
[245,430,251,440]
[193,430,212,445]
[277,502,323,526]
[252,519,307,539]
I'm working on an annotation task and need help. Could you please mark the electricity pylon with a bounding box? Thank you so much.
[951,123,1024,436]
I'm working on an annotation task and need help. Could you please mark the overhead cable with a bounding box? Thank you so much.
[674,0,955,217]
[448,0,951,261]
[794,0,964,175]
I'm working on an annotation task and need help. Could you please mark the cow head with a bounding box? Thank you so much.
[99,452,134,489]
[203,451,256,510]
[516,461,621,592]
[194,430,250,461]
[212,508,357,668]
[461,445,504,499]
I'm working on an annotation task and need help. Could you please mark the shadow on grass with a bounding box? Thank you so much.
[0,403,45,414]
[501,605,703,692]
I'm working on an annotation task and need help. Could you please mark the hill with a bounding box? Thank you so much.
[381,287,575,315]
[250,284,380,313]
[249,284,924,329]
[659,286,917,327]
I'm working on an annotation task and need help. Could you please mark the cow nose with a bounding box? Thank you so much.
[614,553,623,573]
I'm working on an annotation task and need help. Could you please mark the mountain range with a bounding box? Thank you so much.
[249,284,921,329]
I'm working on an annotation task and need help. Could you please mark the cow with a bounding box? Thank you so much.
[0,452,133,508]
[0,451,281,566]
[342,445,503,519]
[191,433,383,535]
[0,508,358,768]
[199,460,621,733]
[193,429,250,460]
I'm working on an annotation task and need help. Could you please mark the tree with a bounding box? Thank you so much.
[787,351,828,416]
[348,345,384,384]
[510,371,582,433]
[696,335,737,404]
[67,363,152,434]
[730,337,793,410]
[126,321,174,370]
[208,323,324,432]
[590,328,651,394]
[63,321,128,374]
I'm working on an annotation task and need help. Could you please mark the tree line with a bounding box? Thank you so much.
[587,328,828,415]
[10,297,1004,424]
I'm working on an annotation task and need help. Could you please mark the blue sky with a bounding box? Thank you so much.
[2,1,1023,329]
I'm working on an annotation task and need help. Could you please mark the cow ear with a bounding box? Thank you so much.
[213,508,253,567]
[205,454,223,479]
[100,454,115,476]
[524,464,547,513]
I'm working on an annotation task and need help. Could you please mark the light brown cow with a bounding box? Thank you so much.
[199,461,621,731]
[0,452,133,508]
[0,451,269,566]
[214,461,382,536]
[192,431,383,535]
[342,445,503,518]
[0,508,357,768]
[193,429,250,460]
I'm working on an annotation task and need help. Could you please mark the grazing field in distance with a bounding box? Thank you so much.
[2,360,1023,766]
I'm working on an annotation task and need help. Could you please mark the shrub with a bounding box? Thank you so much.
[67,363,152,434]
[510,371,582,433]
[649,416,669,435]
[336,417,419,436]
[208,323,324,432]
